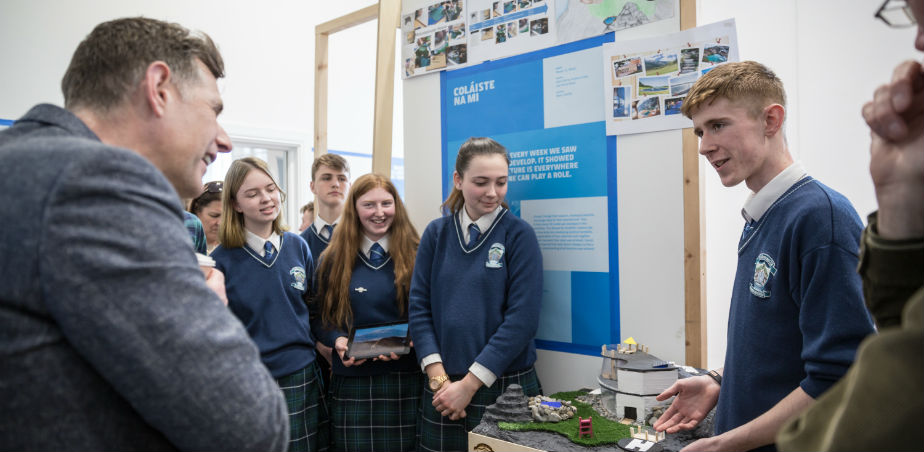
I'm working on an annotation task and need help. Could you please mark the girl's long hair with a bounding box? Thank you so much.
[316,173,419,331]
[440,137,510,215]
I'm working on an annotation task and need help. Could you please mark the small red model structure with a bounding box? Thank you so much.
[578,416,594,438]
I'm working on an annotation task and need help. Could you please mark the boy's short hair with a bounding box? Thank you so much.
[300,202,314,214]
[682,61,786,119]
[311,153,350,181]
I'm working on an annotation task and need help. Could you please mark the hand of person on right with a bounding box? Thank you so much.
[863,60,924,240]
[862,59,924,142]
[653,375,721,434]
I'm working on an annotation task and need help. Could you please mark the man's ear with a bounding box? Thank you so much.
[763,104,785,137]
[141,61,173,118]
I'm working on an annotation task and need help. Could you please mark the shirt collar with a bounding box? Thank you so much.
[245,229,281,257]
[742,162,807,223]
[458,205,502,242]
[313,215,339,239]
[360,234,390,258]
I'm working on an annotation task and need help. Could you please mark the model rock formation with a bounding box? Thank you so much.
[481,384,533,423]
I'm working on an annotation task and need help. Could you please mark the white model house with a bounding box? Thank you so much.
[598,342,678,423]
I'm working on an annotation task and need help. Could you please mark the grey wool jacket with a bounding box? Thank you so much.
[0,104,289,451]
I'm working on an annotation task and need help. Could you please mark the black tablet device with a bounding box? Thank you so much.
[345,321,411,360]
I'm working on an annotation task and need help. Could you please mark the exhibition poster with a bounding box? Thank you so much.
[602,18,739,135]
[555,0,674,45]
[441,35,620,356]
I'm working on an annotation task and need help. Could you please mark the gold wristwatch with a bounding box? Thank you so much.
[429,374,449,391]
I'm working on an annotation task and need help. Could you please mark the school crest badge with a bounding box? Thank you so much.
[290,266,307,291]
[749,253,776,299]
[486,243,505,268]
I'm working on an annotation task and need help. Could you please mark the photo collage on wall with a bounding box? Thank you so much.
[466,0,555,62]
[603,19,738,135]
[609,35,731,122]
[470,0,549,45]
[402,0,467,78]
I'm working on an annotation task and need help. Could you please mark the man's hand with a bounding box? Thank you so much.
[862,60,924,141]
[863,60,924,239]
[203,267,228,306]
[653,375,721,434]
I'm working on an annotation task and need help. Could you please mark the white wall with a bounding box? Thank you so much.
[1,0,919,382]
[0,0,380,218]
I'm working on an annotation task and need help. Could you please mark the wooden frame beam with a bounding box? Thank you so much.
[314,2,399,177]
[679,0,707,368]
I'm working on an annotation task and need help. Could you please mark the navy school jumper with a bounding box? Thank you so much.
[212,232,317,378]
[409,208,543,377]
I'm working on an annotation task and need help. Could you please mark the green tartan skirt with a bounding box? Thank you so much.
[329,370,425,452]
[418,367,542,452]
[276,361,330,452]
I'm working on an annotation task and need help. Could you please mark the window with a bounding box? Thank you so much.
[203,138,300,228]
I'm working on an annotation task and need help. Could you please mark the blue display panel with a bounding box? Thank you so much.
[440,34,620,356]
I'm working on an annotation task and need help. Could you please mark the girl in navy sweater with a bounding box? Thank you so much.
[409,137,544,451]
[314,173,422,452]
[211,157,327,452]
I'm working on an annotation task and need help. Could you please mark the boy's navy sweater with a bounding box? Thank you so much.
[409,208,543,377]
[321,254,418,377]
[212,231,317,378]
[715,177,875,439]
[300,224,330,264]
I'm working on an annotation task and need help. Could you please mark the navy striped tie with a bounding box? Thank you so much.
[264,241,275,260]
[467,224,481,248]
[369,243,387,266]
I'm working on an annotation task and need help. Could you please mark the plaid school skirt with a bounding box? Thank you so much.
[418,367,542,452]
[276,361,331,452]
[329,370,425,452]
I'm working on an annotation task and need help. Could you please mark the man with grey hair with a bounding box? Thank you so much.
[0,17,288,450]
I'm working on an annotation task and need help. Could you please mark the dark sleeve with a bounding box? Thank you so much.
[474,221,543,376]
[858,212,924,328]
[408,221,440,362]
[778,297,923,452]
[796,234,875,398]
[183,212,208,255]
[41,151,289,451]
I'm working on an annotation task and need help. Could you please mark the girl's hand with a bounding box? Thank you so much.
[373,352,401,362]
[432,374,482,420]
[335,336,367,367]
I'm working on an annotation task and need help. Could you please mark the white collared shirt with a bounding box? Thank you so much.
[360,234,390,259]
[459,205,502,243]
[245,229,281,257]
[313,216,340,240]
[742,162,807,223]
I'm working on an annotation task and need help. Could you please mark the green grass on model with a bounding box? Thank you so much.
[497,391,632,446]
